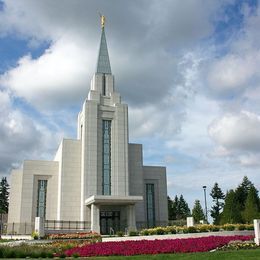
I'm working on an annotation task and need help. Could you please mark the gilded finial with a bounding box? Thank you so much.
[99,13,106,28]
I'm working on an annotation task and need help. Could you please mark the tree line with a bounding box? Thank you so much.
[0,175,259,224]
[168,176,260,224]
[0,177,9,214]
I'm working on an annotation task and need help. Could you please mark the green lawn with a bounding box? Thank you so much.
[85,249,260,260]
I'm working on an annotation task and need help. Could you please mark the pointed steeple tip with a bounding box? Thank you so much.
[96,15,112,74]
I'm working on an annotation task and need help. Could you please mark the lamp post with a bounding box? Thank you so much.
[202,186,208,223]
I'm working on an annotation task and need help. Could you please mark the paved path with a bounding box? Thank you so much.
[1,230,254,245]
[102,230,254,242]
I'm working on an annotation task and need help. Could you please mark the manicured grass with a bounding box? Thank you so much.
[85,249,260,259]
[0,239,13,243]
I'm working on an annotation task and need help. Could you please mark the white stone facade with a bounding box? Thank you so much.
[8,25,168,234]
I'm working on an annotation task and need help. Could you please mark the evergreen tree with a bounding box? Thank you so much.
[178,195,191,219]
[168,195,180,220]
[171,195,179,220]
[168,196,174,220]
[0,177,9,213]
[192,200,205,223]
[235,176,254,212]
[221,189,242,224]
[243,186,260,223]
[167,196,172,219]
[210,183,225,225]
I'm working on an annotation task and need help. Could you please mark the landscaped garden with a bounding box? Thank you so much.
[64,235,253,257]
[0,232,258,258]
[138,223,254,236]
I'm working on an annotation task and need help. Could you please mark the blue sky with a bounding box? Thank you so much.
[0,0,260,213]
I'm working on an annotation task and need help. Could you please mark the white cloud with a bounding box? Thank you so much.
[238,153,260,167]
[0,38,95,109]
[208,111,260,152]
[0,0,225,110]
[205,4,260,99]
[0,90,62,175]
[207,52,260,95]
[0,0,260,203]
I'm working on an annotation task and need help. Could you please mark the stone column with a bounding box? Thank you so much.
[127,204,136,231]
[254,219,260,245]
[34,217,45,238]
[91,204,100,233]
[187,217,194,227]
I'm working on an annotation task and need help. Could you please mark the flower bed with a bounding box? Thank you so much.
[220,240,259,251]
[47,231,101,242]
[139,224,254,236]
[0,239,97,258]
[65,235,253,257]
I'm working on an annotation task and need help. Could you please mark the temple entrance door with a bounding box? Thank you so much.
[100,211,120,235]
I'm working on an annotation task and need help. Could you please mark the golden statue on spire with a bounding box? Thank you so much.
[100,14,106,28]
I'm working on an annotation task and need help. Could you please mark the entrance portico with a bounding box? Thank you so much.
[85,195,143,234]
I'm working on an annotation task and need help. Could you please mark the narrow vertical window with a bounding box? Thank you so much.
[80,125,83,139]
[37,180,47,218]
[102,74,106,96]
[146,183,155,228]
[102,120,111,195]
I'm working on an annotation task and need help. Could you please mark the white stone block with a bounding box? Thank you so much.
[187,217,194,227]
[254,219,260,245]
[34,217,45,238]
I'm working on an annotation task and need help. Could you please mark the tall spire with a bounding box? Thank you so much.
[96,15,112,74]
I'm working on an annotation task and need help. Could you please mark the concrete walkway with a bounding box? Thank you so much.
[102,230,254,242]
[1,230,254,245]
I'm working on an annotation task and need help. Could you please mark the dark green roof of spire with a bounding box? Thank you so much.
[96,28,112,74]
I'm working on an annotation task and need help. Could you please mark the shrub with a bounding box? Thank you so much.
[116,231,124,237]
[223,224,235,231]
[197,225,209,232]
[59,252,66,258]
[187,226,197,233]
[46,251,54,258]
[32,231,39,240]
[220,240,258,251]
[4,249,17,258]
[129,230,138,236]
[155,227,165,235]
[165,226,176,234]
[245,224,254,230]
[30,251,41,258]
[148,228,157,235]
[182,227,189,234]
[140,229,149,236]
[237,224,246,230]
[210,226,220,232]
[176,227,183,234]
[15,249,27,258]
[47,232,102,243]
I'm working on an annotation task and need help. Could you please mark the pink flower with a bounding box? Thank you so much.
[65,235,253,257]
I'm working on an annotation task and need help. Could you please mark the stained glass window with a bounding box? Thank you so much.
[102,120,111,195]
[36,180,47,218]
[146,183,155,228]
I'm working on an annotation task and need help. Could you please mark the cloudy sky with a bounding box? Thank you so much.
[0,0,259,210]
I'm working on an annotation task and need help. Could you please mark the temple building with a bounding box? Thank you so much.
[8,18,168,235]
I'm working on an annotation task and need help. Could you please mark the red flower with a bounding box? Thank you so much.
[65,235,253,257]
